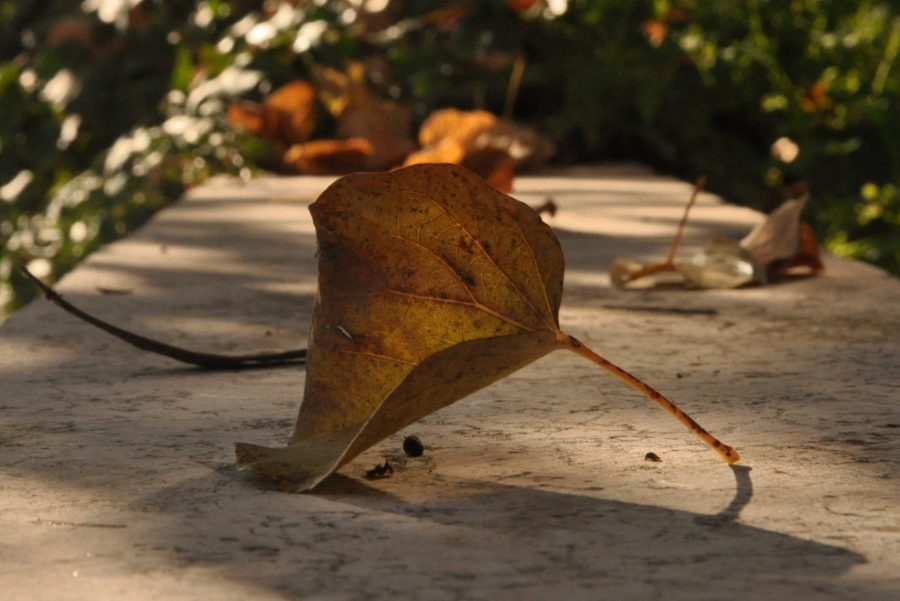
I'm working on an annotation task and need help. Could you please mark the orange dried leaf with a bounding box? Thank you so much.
[264,80,317,144]
[227,101,275,138]
[406,108,548,191]
[235,164,739,491]
[416,108,498,148]
[228,80,317,145]
[283,138,373,175]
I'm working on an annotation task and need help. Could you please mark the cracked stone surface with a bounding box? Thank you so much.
[1,165,898,600]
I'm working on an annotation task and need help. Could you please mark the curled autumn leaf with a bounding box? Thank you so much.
[404,108,551,192]
[739,197,808,267]
[236,164,739,492]
[739,196,824,277]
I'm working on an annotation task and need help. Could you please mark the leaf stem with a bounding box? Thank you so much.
[664,176,706,266]
[22,267,306,370]
[619,261,678,284]
[616,176,706,287]
[557,331,740,464]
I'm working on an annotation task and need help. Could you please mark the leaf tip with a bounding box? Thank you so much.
[234,442,325,493]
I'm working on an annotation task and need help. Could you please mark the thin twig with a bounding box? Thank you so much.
[665,176,706,265]
[503,52,526,120]
[22,267,306,370]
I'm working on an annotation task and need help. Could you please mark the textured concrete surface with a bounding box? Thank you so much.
[1,165,898,600]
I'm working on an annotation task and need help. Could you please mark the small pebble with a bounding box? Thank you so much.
[403,435,424,457]
[644,452,662,463]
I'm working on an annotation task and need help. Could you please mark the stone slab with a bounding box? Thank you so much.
[1,165,898,600]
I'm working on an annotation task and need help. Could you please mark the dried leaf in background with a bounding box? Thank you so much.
[227,80,317,145]
[337,102,416,170]
[460,148,516,193]
[405,108,551,192]
[611,181,822,289]
[283,138,373,175]
[316,62,416,170]
[235,164,739,492]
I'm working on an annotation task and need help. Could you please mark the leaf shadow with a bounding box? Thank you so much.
[123,463,874,600]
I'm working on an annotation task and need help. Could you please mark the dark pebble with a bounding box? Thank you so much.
[403,435,424,457]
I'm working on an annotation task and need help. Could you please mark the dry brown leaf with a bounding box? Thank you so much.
[405,108,551,191]
[265,80,317,144]
[283,138,373,175]
[337,103,416,170]
[460,148,516,193]
[235,164,739,491]
[46,16,96,49]
[414,108,549,165]
[227,80,317,145]
[227,101,277,139]
[313,62,415,170]
[424,4,471,32]
[769,222,825,276]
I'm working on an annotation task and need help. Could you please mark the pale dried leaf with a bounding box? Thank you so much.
[675,236,764,289]
[739,197,808,267]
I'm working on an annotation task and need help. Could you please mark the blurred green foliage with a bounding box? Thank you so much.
[1,0,898,317]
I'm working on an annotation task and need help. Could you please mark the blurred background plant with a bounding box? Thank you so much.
[1,0,897,318]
